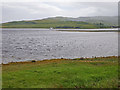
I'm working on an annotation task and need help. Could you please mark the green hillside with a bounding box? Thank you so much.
[77,16,118,26]
[52,16,118,26]
[2,16,118,29]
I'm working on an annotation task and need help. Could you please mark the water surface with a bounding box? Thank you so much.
[2,28,118,63]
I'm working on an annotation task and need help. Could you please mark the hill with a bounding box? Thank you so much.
[2,16,118,29]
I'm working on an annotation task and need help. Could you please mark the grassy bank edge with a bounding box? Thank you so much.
[2,56,118,65]
[2,56,118,88]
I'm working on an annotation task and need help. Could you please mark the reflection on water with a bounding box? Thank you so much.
[2,29,118,63]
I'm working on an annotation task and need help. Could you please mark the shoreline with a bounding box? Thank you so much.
[2,56,118,65]
[2,28,119,32]
[58,30,118,32]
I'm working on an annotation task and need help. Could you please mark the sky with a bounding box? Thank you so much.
[1,0,118,23]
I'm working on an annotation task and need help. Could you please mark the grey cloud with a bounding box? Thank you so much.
[2,2,118,23]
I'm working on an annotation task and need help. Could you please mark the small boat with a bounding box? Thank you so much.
[49,27,53,30]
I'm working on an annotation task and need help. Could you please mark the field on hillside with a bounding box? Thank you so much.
[2,56,118,88]
[2,17,113,28]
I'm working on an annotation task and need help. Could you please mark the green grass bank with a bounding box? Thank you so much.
[2,56,118,88]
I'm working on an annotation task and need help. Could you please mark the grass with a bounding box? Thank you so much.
[2,56,118,88]
[2,18,112,29]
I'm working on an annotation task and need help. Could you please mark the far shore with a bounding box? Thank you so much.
[1,28,119,32]
[58,30,118,32]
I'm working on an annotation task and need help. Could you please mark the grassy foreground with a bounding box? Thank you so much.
[2,56,118,88]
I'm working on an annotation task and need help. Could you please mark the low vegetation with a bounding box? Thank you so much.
[2,56,118,88]
[2,17,117,29]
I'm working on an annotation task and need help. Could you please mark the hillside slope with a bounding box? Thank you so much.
[2,16,118,29]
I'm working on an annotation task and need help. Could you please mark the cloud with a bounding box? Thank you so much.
[2,2,118,22]
[2,2,64,22]
[1,0,119,2]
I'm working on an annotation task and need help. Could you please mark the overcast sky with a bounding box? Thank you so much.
[2,1,118,23]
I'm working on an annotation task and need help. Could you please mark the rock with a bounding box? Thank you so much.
[31,60,36,62]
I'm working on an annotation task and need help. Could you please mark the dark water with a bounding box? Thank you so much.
[2,29,118,63]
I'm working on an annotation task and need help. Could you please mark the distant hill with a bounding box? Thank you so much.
[48,16,118,26]
[77,16,118,26]
[2,16,118,29]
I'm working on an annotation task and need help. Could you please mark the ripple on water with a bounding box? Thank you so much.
[2,29,118,63]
